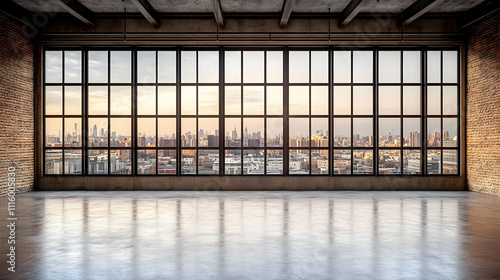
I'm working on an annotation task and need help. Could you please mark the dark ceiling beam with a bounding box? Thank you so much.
[212,0,224,28]
[400,0,445,25]
[0,1,35,28]
[459,0,500,30]
[338,0,363,27]
[57,0,96,26]
[280,0,296,28]
[130,0,160,28]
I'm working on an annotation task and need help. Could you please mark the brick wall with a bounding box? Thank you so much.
[467,14,500,196]
[0,14,35,196]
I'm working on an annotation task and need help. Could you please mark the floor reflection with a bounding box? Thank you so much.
[1,191,500,279]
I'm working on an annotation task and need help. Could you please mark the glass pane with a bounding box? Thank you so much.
[403,51,420,83]
[334,51,351,83]
[353,118,373,147]
[443,86,458,115]
[225,150,241,175]
[443,118,458,147]
[379,86,400,115]
[403,86,420,115]
[427,150,441,174]
[334,150,351,175]
[311,86,328,115]
[110,118,131,147]
[311,118,328,147]
[181,86,196,115]
[225,118,241,147]
[181,118,196,147]
[379,118,400,147]
[198,150,219,174]
[88,150,108,174]
[225,86,241,115]
[137,86,156,115]
[64,117,81,147]
[225,51,241,83]
[110,51,131,83]
[45,150,62,174]
[243,51,264,83]
[199,118,219,147]
[403,150,421,175]
[158,51,176,83]
[45,86,62,115]
[267,86,283,115]
[110,150,132,174]
[427,118,441,147]
[158,118,176,147]
[353,86,372,115]
[138,51,156,83]
[110,86,131,115]
[267,51,283,83]
[289,150,310,174]
[243,118,264,147]
[289,51,309,83]
[243,150,265,175]
[379,51,400,83]
[64,149,82,175]
[311,51,328,83]
[243,86,264,115]
[443,150,458,174]
[198,51,219,83]
[353,51,373,83]
[138,118,156,147]
[45,118,62,147]
[267,150,283,174]
[289,86,309,115]
[267,118,283,147]
[181,51,196,83]
[379,150,401,174]
[88,51,108,83]
[427,51,441,83]
[353,150,373,174]
[138,150,156,174]
[289,118,309,148]
[443,51,457,83]
[45,51,62,83]
[64,86,81,115]
[158,86,176,115]
[334,86,351,115]
[334,118,351,147]
[88,86,108,115]
[403,118,421,148]
[158,150,177,175]
[311,149,329,174]
[65,51,81,83]
[198,86,219,115]
[181,150,196,174]
[427,86,441,115]
[88,118,108,147]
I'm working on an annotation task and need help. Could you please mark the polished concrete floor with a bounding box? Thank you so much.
[1,191,500,279]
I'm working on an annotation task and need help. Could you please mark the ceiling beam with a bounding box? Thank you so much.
[130,0,160,28]
[57,0,95,26]
[459,0,500,30]
[400,0,445,25]
[280,0,296,28]
[0,1,35,28]
[212,0,224,28]
[338,0,363,27]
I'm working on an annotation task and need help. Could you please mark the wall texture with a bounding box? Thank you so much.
[0,13,34,196]
[467,13,500,196]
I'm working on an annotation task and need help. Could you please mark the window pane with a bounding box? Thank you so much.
[243,51,264,83]
[138,118,156,147]
[289,150,309,174]
[289,51,309,83]
[379,86,400,115]
[181,51,196,83]
[158,51,176,83]
[110,86,131,115]
[225,118,241,147]
[353,51,373,83]
[334,86,351,115]
[110,51,131,83]
[110,118,131,147]
[267,86,283,115]
[64,86,81,115]
[225,51,241,83]
[334,51,351,83]
[267,118,283,147]
[353,118,372,147]
[45,51,62,83]
[427,150,441,174]
[138,150,156,174]
[198,51,219,83]
[379,51,400,83]
[243,86,264,115]
[353,150,373,174]
[443,150,458,174]
[65,51,81,83]
[225,150,241,175]
[267,150,283,174]
[46,86,62,115]
[311,51,328,83]
[443,86,458,115]
[311,118,328,147]
[427,86,441,115]
[379,150,401,174]
[427,51,441,83]
[198,150,219,174]
[198,86,219,115]
[45,118,62,147]
[311,150,328,174]
[334,150,351,175]
[88,150,108,174]
[225,86,241,115]
[158,150,177,175]
[443,118,458,147]
[158,118,176,147]
[334,118,351,147]
[64,149,82,175]
[110,150,132,174]
[138,51,156,83]
[181,150,196,174]
[404,150,421,175]
[289,86,309,115]
[243,118,264,147]
[137,86,156,115]
[181,118,196,147]
[64,117,81,147]
[88,51,108,83]
[181,86,196,115]
[353,86,372,115]
[243,150,265,174]
[427,118,441,147]
[403,51,420,83]
[289,118,309,147]
[379,118,400,147]
[267,51,283,83]
[403,118,421,148]
[158,86,176,115]
[311,86,328,115]
[88,86,108,115]
[199,118,219,147]
[88,118,108,147]
[403,86,420,115]
[443,51,457,83]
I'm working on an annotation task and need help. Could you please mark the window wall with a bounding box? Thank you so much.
[43,47,460,176]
